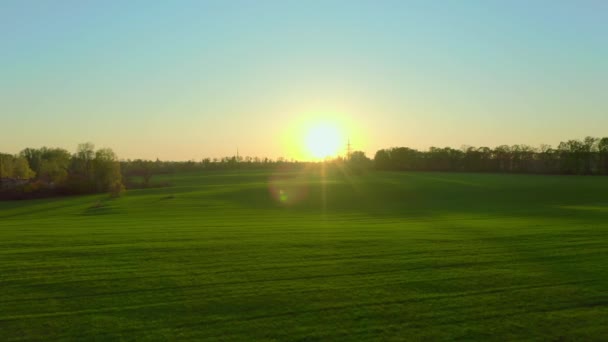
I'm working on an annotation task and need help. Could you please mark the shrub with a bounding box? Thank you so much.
[109,180,125,198]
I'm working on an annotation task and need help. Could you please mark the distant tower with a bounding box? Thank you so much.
[346,138,353,160]
[236,147,240,172]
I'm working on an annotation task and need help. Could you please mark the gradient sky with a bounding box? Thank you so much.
[1,1,606,161]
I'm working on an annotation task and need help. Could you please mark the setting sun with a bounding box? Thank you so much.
[304,122,343,159]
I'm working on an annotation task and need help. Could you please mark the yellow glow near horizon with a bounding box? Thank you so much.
[304,122,343,159]
[282,110,365,161]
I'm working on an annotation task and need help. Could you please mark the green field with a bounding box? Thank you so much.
[2,169,608,340]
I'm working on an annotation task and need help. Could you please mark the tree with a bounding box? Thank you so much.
[109,180,126,197]
[348,151,371,173]
[12,157,36,179]
[583,136,599,174]
[0,154,35,180]
[599,137,608,175]
[494,145,511,172]
[373,150,391,170]
[463,146,482,172]
[123,159,156,187]
[38,159,68,184]
[38,148,71,183]
[349,151,369,163]
[537,144,556,174]
[0,153,14,179]
[20,148,43,174]
[93,148,123,193]
[19,147,72,183]
[72,143,96,180]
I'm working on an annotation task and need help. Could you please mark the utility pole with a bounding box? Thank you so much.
[346,138,353,160]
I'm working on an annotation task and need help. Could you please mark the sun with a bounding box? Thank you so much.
[304,122,343,159]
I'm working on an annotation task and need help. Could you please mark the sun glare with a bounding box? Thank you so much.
[305,122,343,159]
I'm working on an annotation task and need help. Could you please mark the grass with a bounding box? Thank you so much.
[1,169,608,340]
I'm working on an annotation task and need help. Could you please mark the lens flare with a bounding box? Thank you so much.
[268,167,309,206]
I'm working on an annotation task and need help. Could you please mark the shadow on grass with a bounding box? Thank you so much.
[212,171,608,223]
[81,200,121,216]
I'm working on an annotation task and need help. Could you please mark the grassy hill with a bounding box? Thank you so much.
[2,169,608,340]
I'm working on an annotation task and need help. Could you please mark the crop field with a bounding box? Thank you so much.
[1,169,608,340]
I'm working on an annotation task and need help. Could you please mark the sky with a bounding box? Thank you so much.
[1,1,606,161]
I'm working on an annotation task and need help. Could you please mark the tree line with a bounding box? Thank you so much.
[374,136,608,175]
[0,143,124,199]
[120,156,308,188]
[3,136,607,199]
[0,145,308,198]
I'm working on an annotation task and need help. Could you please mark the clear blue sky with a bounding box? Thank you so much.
[1,1,606,160]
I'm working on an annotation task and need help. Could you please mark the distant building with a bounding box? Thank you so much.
[0,178,30,190]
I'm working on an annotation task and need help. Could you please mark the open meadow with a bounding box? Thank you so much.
[2,169,608,340]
